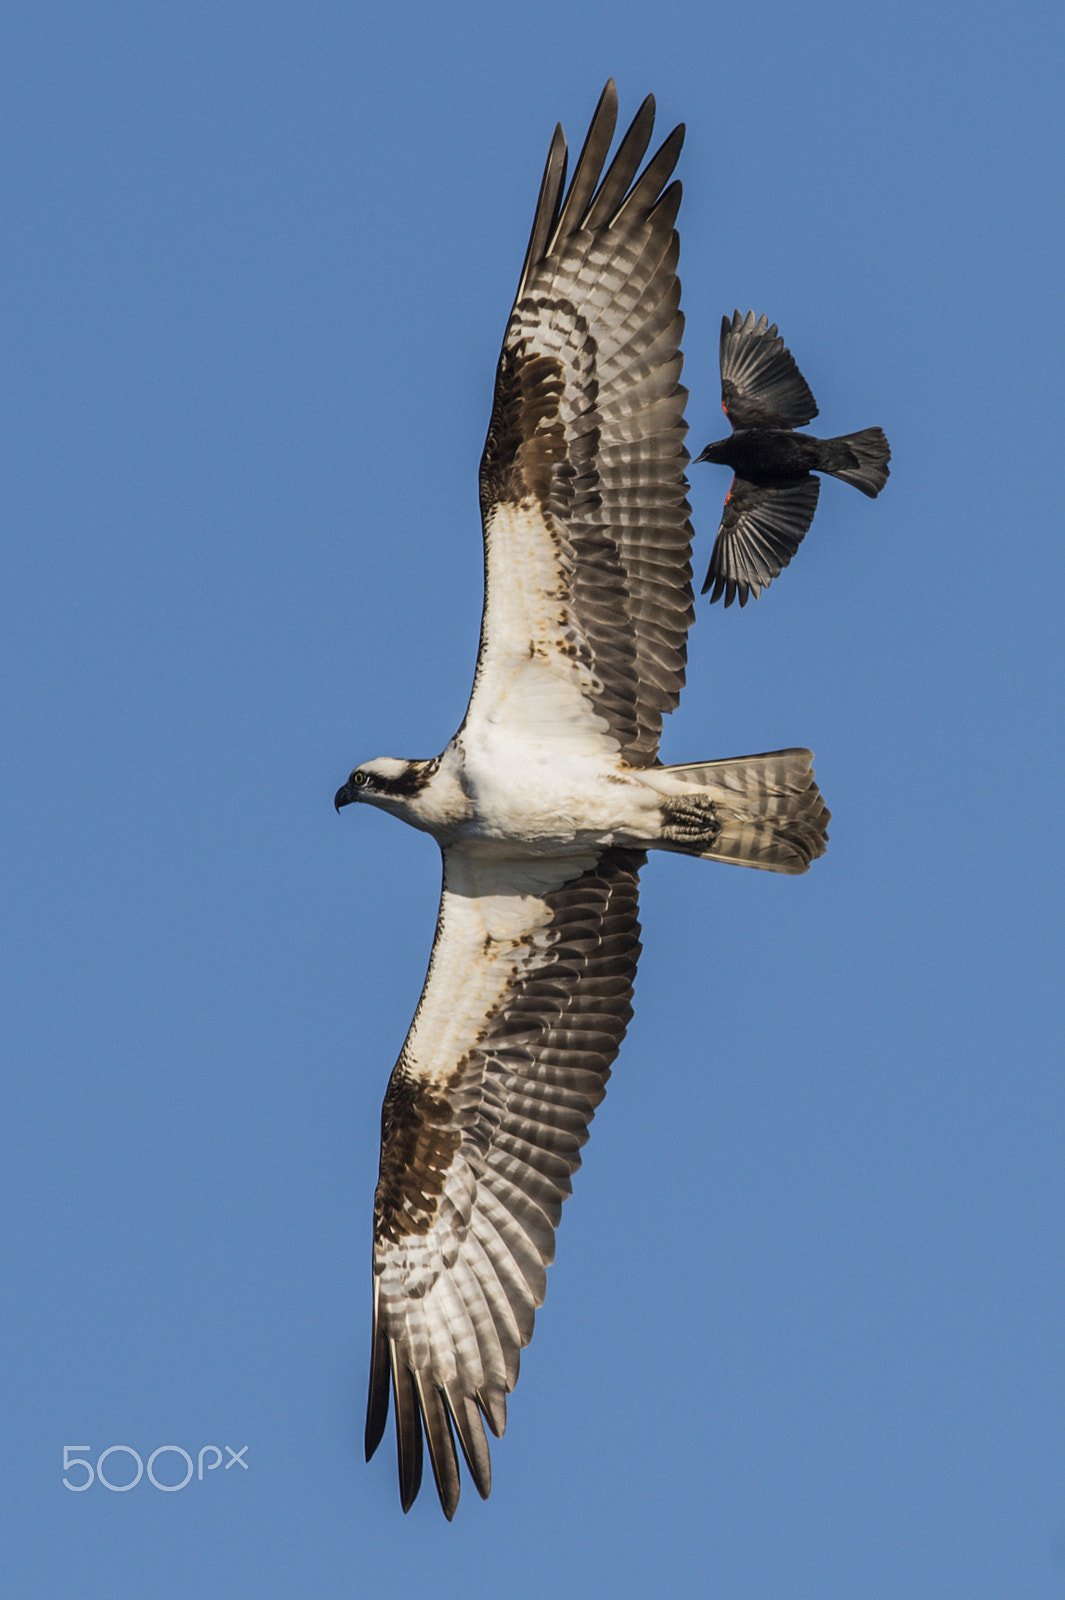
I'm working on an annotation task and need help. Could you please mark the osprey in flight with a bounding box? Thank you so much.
[335,83,830,1518]
[697,310,890,606]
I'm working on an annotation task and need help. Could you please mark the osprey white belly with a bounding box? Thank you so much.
[453,727,660,851]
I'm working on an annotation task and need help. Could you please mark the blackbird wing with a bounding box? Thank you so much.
[701,475,820,606]
[719,310,819,431]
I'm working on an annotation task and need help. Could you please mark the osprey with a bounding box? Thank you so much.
[697,310,891,606]
[335,83,830,1518]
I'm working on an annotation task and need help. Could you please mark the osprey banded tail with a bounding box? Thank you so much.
[334,83,830,1518]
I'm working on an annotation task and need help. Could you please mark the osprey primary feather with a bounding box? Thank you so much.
[334,82,830,1518]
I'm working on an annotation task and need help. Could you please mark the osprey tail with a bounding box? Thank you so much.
[644,749,830,874]
[818,426,890,497]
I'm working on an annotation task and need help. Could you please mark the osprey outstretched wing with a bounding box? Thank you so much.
[364,844,644,1516]
[471,83,692,766]
[335,84,830,1518]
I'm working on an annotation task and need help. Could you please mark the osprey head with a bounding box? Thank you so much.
[334,757,434,812]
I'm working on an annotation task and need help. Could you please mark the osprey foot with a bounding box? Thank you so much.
[659,795,721,849]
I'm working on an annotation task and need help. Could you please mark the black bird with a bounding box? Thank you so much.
[696,310,890,605]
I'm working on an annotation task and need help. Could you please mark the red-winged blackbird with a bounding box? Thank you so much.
[695,311,890,605]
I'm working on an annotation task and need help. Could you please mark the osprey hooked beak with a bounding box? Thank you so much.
[334,776,359,811]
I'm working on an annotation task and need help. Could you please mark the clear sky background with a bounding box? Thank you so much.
[4,2,1064,1595]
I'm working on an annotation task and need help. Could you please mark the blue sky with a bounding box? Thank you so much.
[4,1,1064,1594]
